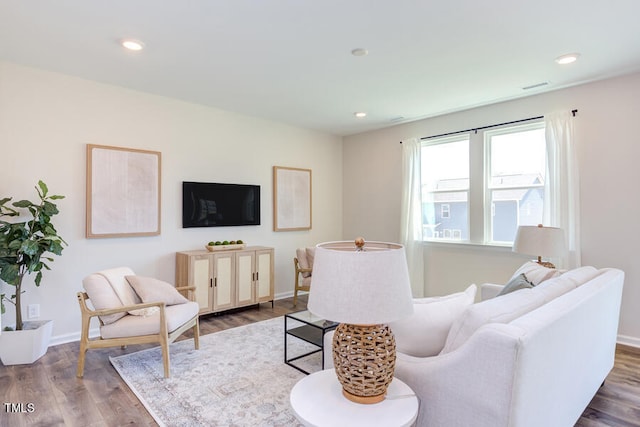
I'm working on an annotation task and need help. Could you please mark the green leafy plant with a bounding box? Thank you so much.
[0,181,66,330]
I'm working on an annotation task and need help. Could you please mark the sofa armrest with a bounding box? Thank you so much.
[85,302,165,317]
[394,322,523,427]
[480,283,504,300]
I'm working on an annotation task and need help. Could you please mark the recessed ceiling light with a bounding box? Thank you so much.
[354,112,367,118]
[121,39,145,51]
[555,53,580,65]
[351,48,368,57]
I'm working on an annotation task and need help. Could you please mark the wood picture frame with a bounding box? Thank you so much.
[273,166,312,231]
[86,144,161,238]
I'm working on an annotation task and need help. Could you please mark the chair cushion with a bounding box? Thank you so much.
[83,273,128,325]
[441,287,546,354]
[296,247,315,278]
[100,301,199,339]
[305,247,315,270]
[125,275,189,306]
[389,284,477,357]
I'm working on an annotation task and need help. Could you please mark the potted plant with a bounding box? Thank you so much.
[0,180,66,364]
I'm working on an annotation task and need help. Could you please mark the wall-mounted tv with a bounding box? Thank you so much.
[182,181,260,228]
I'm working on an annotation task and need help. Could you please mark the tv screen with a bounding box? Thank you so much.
[182,181,260,228]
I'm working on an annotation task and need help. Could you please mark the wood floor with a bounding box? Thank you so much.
[1,295,639,427]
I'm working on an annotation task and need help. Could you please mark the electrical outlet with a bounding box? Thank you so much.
[27,304,40,319]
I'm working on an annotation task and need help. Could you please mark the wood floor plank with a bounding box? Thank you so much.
[2,295,639,426]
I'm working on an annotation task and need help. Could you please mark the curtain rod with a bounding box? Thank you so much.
[399,109,578,143]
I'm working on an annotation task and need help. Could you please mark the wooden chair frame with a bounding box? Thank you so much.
[294,257,312,306]
[76,286,199,379]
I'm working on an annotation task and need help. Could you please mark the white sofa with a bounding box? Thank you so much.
[323,264,624,427]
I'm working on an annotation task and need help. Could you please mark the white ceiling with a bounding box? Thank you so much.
[2,1,640,136]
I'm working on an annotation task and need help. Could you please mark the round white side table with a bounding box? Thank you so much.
[290,369,419,427]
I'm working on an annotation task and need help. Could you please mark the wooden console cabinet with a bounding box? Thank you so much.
[175,246,274,315]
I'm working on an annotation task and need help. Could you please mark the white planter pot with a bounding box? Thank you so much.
[0,320,53,365]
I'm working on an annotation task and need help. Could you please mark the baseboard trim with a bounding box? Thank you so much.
[617,334,640,349]
[50,328,100,347]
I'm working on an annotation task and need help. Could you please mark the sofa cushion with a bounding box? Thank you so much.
[441,287,546,354]
[100,301,199,339]
[389,284,477,357]
[532,266,599,302]
[511,261,561,285]
[497,273,534,296]
[125,275,189,306]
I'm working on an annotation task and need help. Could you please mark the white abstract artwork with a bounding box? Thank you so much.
[87,144,161,238]
[273,166,311,231]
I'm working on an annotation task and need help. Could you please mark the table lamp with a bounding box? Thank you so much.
[307,238,413,404]
[512,224,566,268]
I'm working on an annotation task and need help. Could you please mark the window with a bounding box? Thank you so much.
[421,121,546,244]
[486,124,546,243]
[421,137,469,240]
[441,204,450,219]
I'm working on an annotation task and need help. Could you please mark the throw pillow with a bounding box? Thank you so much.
[82,274,128,325]
[98,268,158,317]
[389,284,477,358]
[125,276,189,308]
[510,261,561,286]
[497,273,534,296]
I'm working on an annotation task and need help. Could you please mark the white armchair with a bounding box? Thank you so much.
[76,267,200,378]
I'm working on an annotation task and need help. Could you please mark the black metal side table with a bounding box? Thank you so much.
[284,310,338,375]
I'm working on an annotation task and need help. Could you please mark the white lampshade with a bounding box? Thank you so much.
[513,225,566,258]
[307,241,414,325]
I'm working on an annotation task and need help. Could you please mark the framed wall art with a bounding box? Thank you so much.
[273,166,312,231]
[86,144,161,238]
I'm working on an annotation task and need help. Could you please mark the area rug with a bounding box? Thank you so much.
[110,317,322,427]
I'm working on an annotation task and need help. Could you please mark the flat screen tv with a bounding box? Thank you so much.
[182,181,260,228]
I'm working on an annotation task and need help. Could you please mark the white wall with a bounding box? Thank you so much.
[0,62,343,344]
[343,72,640,347]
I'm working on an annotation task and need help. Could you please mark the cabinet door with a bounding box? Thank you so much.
[236,251,256,307]
[213,252,235,311]
[256,249,274,303]
[192,254,214,313]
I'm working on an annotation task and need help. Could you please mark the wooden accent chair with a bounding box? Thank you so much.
[76,267,200,378]
[294,247,315,306]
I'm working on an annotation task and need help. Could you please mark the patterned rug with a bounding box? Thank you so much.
[110,317,322,427]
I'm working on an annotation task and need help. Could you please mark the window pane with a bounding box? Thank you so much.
[423,191,468,240]
[490,128,545,187]
[490,188,543,242]
[422,138,469,241]
[488,126,545,243]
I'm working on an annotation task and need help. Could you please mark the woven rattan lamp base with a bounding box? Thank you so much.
[332,323,396,404]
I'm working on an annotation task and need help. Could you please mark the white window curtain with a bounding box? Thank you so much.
[400,137,424,297]
[544,111,581,268]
